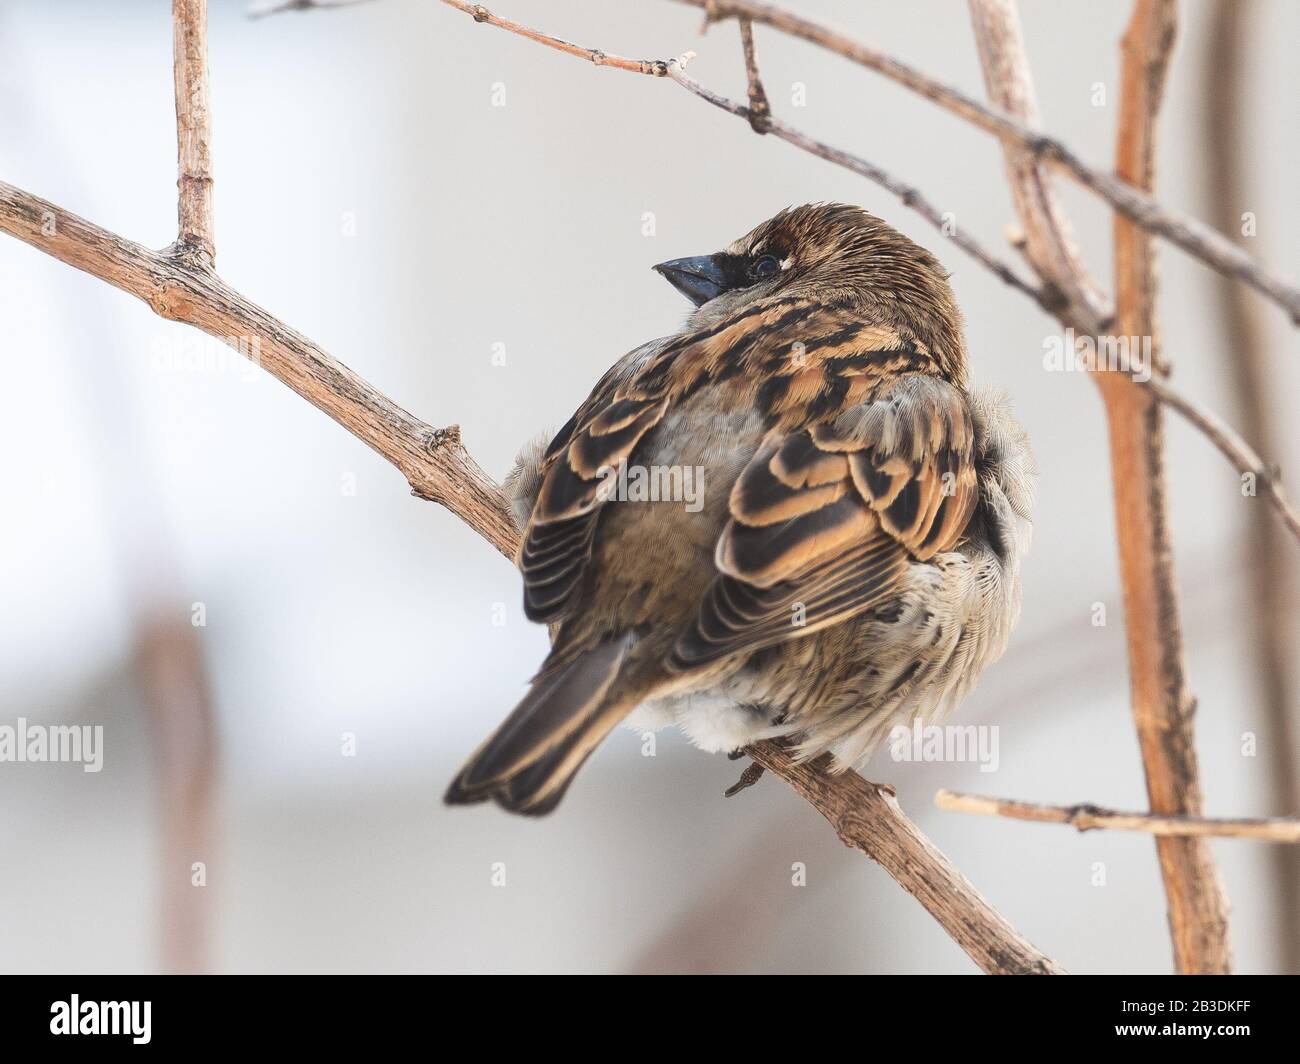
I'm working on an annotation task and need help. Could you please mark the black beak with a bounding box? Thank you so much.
[653,254,731,307]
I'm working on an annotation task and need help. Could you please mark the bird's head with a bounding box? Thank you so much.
[654,203,966,381]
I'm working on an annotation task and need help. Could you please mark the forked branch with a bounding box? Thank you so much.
[437,0,1300,549]
[676,0,1300,324]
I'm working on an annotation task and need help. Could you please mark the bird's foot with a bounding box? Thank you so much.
[724,758,766,797]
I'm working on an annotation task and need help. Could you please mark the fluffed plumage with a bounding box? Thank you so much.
[446,203,1034,815]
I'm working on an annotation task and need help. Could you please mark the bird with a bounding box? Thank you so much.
[446,203,1034,816]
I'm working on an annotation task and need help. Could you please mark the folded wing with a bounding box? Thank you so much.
[672,374,978,670]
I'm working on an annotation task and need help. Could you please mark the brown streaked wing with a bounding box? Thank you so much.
[820,374,978,559]
[519,394,668,622]
[671,373,978,671]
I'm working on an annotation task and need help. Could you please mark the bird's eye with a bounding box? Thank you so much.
[749,254,780,281]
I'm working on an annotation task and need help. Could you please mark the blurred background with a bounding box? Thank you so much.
[0,0,1296,973]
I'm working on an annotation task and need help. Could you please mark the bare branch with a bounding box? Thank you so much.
[172,0,215,264]
[736,18,771,134]
[437,2,1050,310]
[960,0,1230,975]
[1107,0,1230,973]
[966,0,1107,332]
[747,744,1064,973]
[677,0,1300,325]
[1146,375,1300,546]
[441,1,669,76]
[0,180,518,558]
[937,790,1300,843]
[666,54,1058,313]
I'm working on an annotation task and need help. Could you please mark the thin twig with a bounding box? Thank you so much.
[172,0,215,264]
[438,1,1051,311]
[665,53,1057,313]
[676,0,1300,325]
[442,0,669,76]
[736,18,771,134]
[937,790,1300,843]
[966,0,1107,333]
[1146,375,1300,545]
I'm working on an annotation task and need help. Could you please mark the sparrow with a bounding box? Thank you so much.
[446,203,1034,816]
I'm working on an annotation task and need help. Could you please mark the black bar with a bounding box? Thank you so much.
[0,974,1290,1050]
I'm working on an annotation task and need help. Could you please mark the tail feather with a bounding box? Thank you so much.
[444,634,641,815]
